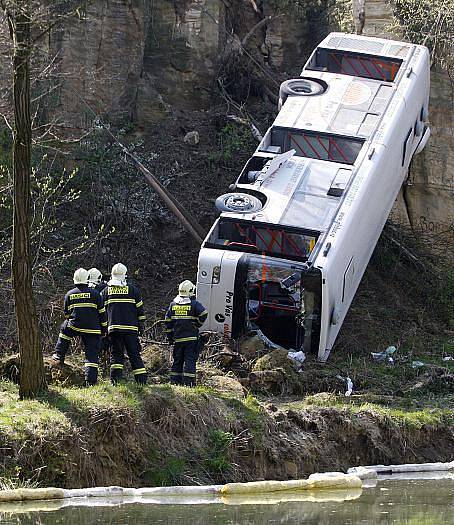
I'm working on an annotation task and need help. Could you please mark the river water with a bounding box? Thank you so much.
[0,476,453,524]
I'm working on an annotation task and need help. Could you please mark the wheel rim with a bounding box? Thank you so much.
[225,195,255,211]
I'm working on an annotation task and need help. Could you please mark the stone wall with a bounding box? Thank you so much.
[50,1,335,128]
[352,0,453,249]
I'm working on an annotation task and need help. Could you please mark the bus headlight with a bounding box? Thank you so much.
[212,266,221,284]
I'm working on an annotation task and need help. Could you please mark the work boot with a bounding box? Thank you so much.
[85,365,98,386]
[110,364,124,385]
[183,375,196,387]
[170,373,183,385]
[134,373,147,386]
[51,353,64,365]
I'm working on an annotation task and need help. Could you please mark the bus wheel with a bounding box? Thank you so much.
[215,193,263,213]
[278,78,325,110]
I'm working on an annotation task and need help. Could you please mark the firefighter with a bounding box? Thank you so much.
[165,280,208,386]
[102,263,147,385]
[88,267,110,360]
[88,267,107,293]
[52,268,107,385]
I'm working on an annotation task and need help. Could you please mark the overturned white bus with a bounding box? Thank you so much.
[196,33,431,360]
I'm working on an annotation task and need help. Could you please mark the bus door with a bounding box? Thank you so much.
[243,256,305,349]
[244,256,322,352]
[248,278,303,349]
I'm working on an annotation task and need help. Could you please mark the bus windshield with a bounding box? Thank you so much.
[210,219,318,262]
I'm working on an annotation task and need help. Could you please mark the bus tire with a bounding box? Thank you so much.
[215,193,263,213]
[278,78,325,110]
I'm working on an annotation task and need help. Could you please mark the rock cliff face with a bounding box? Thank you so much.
[49,0,451,245]
[53,0,151,129]
[352,0,453,248]
[51,0,336,127]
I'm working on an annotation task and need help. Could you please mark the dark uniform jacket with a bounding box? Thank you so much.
[94,281,107,294]
[102,283,146,334]
[164,297,208,343]
[64,285,107,335]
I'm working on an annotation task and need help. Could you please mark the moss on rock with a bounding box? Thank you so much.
[251,349,302,394]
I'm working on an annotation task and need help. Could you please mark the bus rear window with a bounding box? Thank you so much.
[212,220,318,261]
[267,128,364,165]
[308,48,402,82]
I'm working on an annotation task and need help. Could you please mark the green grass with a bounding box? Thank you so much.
[143,454,188,487]
[204,429,234,474]
[0,384,70,440]
[0,476,39,490]
[289,394,453,430]
[225,393,265,445]
[49,382,144,411]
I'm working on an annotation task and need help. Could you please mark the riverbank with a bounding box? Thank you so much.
[0,378,452,489]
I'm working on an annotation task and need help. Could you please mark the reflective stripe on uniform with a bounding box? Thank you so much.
[164,328,172,333]
[111,364,124,370]
[174,336,198,342]
[198,310,208,317]
[98,307,106,314]
[101,322,108,327]
[69,326,102,335]
[108,325,138,332]
[105,298,136,305]
[85,363,99,368]
[182,372,196,378]
[133,368,147,375]
[59,332,72,341]
[138,316,146,321]
[170,372,182,376]
[68,303,97,309]
[136,301,143,308]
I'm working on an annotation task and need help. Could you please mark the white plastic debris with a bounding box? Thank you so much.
[255,329,283,350]
[336,375,353,396]
[287,350,306,369]
[371,345,396,363]
[442,356,453,361]
[411,361,425,368]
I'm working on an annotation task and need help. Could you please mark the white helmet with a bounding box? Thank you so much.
[73,268,89,285]
[178,280,195,297]
[111,263,127,280]
[88,267,103,285]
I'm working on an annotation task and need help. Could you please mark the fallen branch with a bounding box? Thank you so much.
[226,114,263,142]
[382,226,435,276]
[242,15,279,48]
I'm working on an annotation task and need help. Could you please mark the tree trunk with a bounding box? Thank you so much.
[10,1,46,398]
